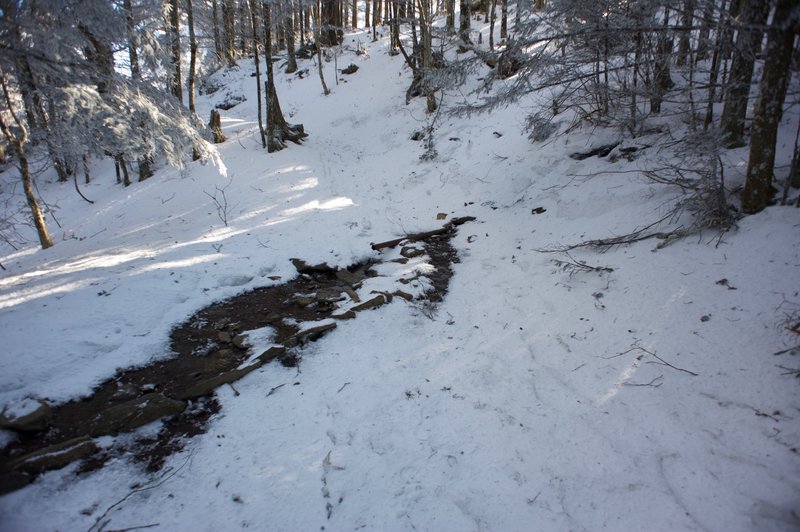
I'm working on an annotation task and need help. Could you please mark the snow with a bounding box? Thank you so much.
[1,27,800,532]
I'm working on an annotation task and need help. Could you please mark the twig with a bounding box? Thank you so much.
[228,382,240,396]
[89,452,193,532]
[629,343,698,376]
[774,345,800,356]
[551,251,613,277]
[371,216,476,251]
[622,375,663,387]
[266,383,286,397]
[105,524,160,532]
[337,382,350,393]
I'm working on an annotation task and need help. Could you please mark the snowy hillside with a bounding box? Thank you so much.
[1,23,799,532]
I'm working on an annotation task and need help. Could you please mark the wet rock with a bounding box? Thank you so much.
[213,318,232,330]
[351,295,387,312]
[174,364,263,401]
[87,394,186,436]
[293,322,337,345]
[232,334,249,349]
[342,287,360,303]
[5,436,98,476]
[257,346,287,364]
[400,246,425,258]
[335,269,364,286]
[332,310,357,320]
[393,290,414,301]
[291,258,335,275]
[0,470,31,495]
[316,287,344,302]
[0,400,52,432]
[294,295,316,306]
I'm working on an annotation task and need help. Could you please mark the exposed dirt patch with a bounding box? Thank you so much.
[0,223,468,494]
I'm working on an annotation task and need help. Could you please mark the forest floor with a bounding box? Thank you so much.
[1,21,800,532]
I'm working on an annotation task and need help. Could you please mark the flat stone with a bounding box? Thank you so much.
[393,290,414,301]
[335,269,364,286]
[87,393,186,436]
[351,294,386,312]
[0,400,52,432]
[294,295,315,306]
[342,287,360,303]
[257,346,287,364]
[293,322,337,345]
[332,310,357,320]
[316,287,344,302]
[6,436,97,475]
[174,363,263,401]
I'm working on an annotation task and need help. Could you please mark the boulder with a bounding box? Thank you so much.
[0,400,52,432]
[5,436,97,475]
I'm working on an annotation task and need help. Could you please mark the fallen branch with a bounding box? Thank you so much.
[622,375,663,387]
[371,216,476,251]
[552,251,614,277]
[89,452,193,532]
[629,343,698,377]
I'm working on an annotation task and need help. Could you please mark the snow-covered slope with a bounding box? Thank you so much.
[1,27,799,531]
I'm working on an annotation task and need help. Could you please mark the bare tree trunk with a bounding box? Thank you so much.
[443,0,453,32]
[168,0,182,103]
[0,72,52,249]
[459,0,471,49]
[742,0,798,214]
[500,0,507,40]
[223,0,238,66]
[720,0,769,148]
[262,1,308,152]
[209,109,226,143]
[124,0,141,79]
[286,0,298,73]
[677,0,693,67]
[187,0,198,114]
[314,5,331,95]
[212,0,223,62]
[650,5,674,114]
[249,0,267,148]
[417,0,436,113]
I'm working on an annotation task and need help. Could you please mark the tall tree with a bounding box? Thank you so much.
[459,0,471,49]
[222,0,238,66]
[261,0,307,151]
[742,0,799,213]
[0,70,53,249]
[167,0,182,103]
[720,0,769,148]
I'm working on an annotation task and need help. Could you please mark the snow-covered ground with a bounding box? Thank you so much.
[1,25,799,531]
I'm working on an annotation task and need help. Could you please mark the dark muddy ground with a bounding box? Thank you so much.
[0,228,464,494]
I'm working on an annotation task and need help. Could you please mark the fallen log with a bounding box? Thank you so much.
[370,216,476,251]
